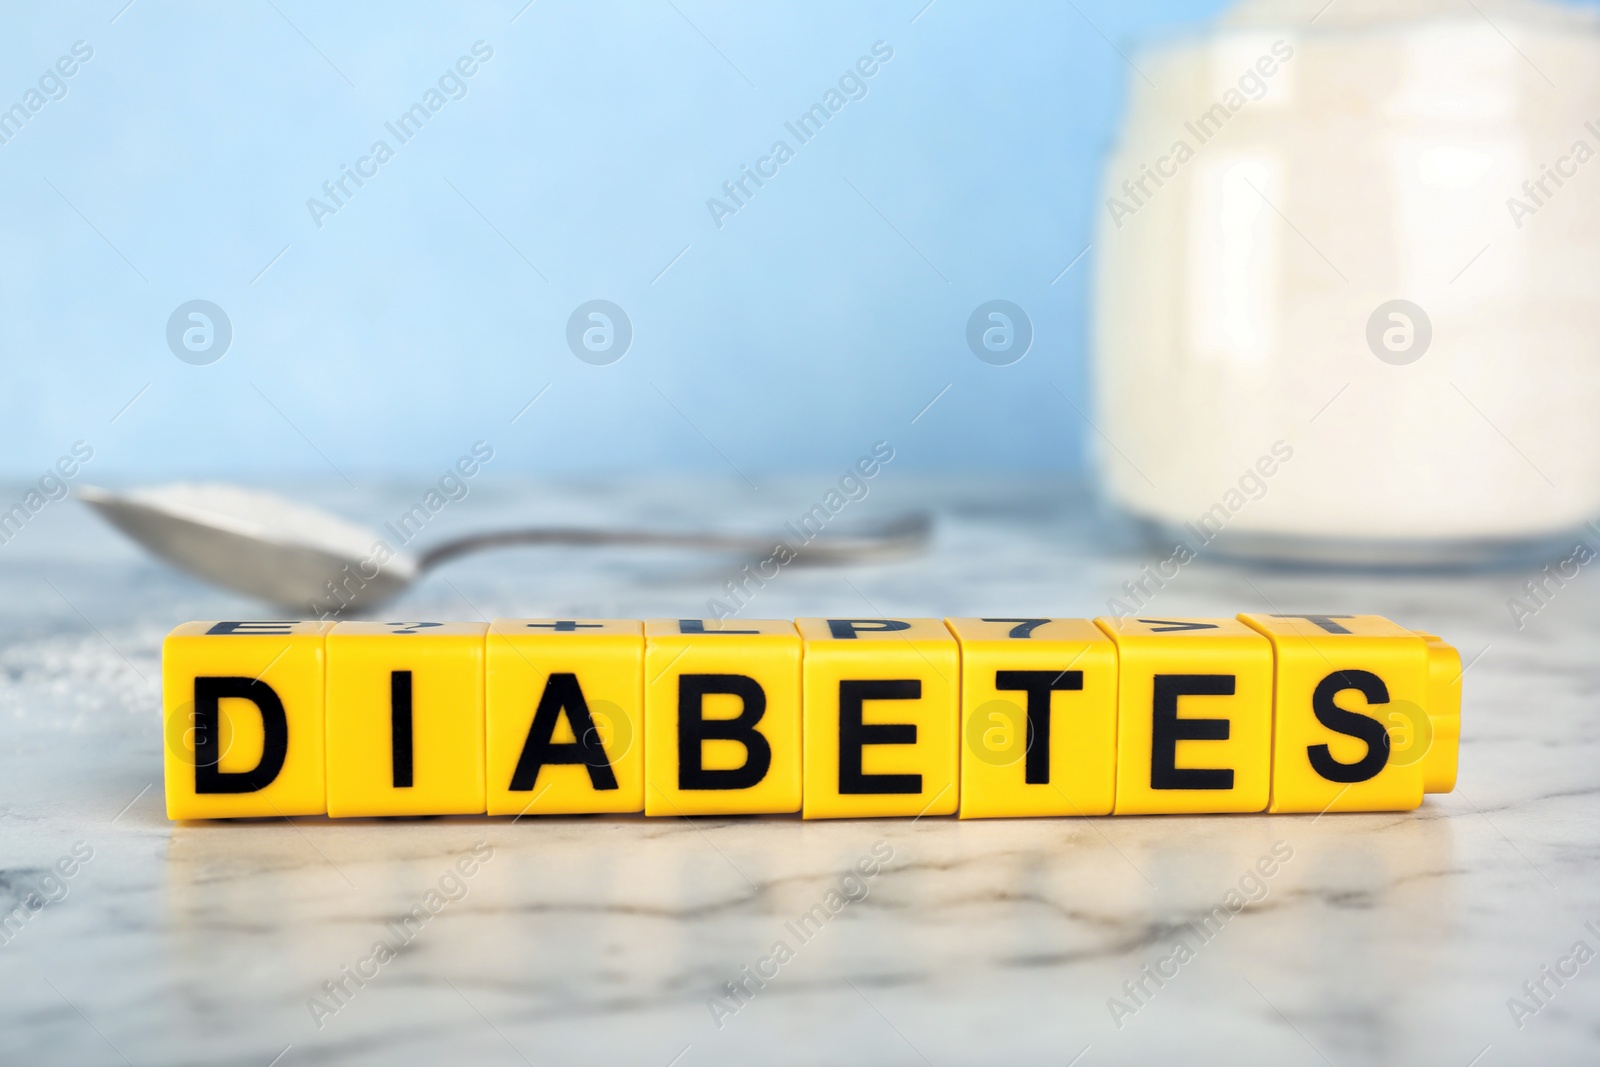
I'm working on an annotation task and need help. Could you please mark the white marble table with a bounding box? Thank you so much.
[2,477,1596,1066]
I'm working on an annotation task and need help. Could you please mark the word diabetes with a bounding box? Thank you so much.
[161,615,1460,821]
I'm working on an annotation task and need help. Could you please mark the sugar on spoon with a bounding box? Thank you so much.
[77,483,930,611]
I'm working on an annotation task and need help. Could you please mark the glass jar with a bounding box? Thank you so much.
[1092,0,1600,564]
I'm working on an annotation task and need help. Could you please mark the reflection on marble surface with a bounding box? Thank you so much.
[1,478,1596,1066]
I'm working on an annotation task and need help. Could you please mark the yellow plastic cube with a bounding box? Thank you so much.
[642,619,801,816]
[948,618,1118,819]
[1416,632,1462,795]
[485,619,643,815]
[797,618,959,820]
[1237,614,1460,813]
[325,622,487,818]
[1095,616,1272,815]
[162,621,333,820]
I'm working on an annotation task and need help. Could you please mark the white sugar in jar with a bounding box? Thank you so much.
[1092,0,1600,564]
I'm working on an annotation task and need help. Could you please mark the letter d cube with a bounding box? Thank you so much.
[162,621,333,820]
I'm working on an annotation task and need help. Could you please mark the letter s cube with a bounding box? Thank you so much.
[162,621,333,820]
[1238,614,1460,812]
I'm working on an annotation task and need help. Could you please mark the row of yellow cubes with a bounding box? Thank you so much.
[161,614,1461,821]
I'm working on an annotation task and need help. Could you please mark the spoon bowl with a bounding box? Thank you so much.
[78,484,418,609]
[77,483,930,611]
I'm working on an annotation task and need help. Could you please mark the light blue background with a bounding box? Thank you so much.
[7,0,1254,482]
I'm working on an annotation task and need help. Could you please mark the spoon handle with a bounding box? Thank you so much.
[415,513,932,572]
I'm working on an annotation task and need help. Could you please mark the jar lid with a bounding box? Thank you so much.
[1222,0,1598,30]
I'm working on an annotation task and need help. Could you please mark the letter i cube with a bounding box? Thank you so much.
[797,618,959,820]
[325,622,487,817]
[1237,614,1461,813]
[162,621,333,820]
[947,618,1118,818]
[1095,616,1273,815]
[485,619,644,815]
[643,619,802,816]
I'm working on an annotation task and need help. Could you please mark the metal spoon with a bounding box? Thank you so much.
[77,483,930,611]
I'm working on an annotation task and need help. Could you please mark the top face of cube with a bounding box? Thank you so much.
[945,618,1109,645]
[489,619,641,638]
[644,619,798,638]
[793,618,953,643]
[1094,616,1260,641]
[168,621,334,639]
[1236,614,1415,640]
[328,621,487,637]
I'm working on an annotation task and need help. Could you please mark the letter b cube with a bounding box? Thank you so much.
[643,619,802,816]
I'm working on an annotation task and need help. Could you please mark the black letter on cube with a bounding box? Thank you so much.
[995,669,1083,785]
[679,619,758,635]
[1308,669,1391,783]
[981,619,1051,639]
[1150,674,1235,790]
[510,673,619,791]
[391,670,414,788]
[1269,614,1355,634]
[838,679,921,794]
[827,619,911,639]
[677,674,772,790]
[193,676,289,794]
[205,621,297,635]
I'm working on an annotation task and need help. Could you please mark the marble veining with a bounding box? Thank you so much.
[1,477,1597,1066]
